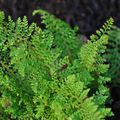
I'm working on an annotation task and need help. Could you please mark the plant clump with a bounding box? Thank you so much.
[0,10,113,120]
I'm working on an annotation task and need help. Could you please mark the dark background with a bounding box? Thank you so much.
[0,0,120,36]
[0,0,120,120]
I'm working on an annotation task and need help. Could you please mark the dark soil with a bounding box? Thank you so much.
[0,0,120,119]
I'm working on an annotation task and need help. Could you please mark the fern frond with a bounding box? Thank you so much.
[90,18,113,42]
[33,9,80,62]
[106,26,120,86]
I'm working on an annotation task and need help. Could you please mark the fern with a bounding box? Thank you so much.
[0,10,113,119]
[105,26,120,86]
[33,10,80,62]
[61,17,114,116]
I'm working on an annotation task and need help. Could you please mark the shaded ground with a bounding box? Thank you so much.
[0,0,120,119]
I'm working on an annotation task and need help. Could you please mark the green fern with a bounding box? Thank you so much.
[0,10,113,119]
[64,17,114,117]
[33,10,80,62]
[105,26,120,86]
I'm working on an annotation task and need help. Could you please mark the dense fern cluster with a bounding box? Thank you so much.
[0,10,113,119]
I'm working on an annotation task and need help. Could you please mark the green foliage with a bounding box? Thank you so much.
[66,17,114,116]
[0,10,113,119]
[106,26,120,86]
[33,9,80,62]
